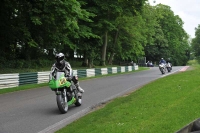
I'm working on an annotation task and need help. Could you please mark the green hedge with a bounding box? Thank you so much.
[1,59,54,69]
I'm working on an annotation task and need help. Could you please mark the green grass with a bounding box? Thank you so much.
[56,64,200,133]
[0,67,148,95]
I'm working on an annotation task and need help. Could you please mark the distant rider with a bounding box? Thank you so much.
[51,53,84,93]
[159,58,166,64]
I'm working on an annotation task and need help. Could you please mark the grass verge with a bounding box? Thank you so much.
[56,65,200,133]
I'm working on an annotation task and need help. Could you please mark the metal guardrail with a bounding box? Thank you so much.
[0,65,138,89]
[0,73,19,89]
[175,118,200,133]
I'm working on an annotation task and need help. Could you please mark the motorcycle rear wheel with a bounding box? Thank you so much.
[75,95,82,106]
[74,89,82,106]
[56,93,68,114]
[167,67,171,72]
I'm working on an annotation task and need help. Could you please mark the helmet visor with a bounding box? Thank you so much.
[56,56,64,63]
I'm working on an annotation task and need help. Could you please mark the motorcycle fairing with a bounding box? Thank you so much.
[49,72,71,90]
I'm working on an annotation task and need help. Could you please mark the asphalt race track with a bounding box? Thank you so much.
[0,66,188,133]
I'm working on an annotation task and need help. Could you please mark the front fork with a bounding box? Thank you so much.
[63,89,67,103]
[55,89,67,103]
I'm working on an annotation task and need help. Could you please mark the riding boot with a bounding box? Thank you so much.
[75,82,84,93]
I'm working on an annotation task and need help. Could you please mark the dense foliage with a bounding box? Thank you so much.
[191,25,200,62]
[0,0,191,69]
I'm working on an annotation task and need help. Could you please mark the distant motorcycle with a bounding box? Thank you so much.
[146,61,154,67]
[48,70,82,114]
[166,62,172,72]
[159,63,166,74]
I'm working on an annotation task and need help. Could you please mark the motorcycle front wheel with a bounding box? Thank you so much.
[56,92,68,114]
[160,68,165,74]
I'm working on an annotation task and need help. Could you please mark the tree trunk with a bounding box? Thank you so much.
[101,31,108,66]
[108,52,115,65]
[82,51,88,67]
[88,58,93,68]
[108,30,119,65]
[48,48,54,59]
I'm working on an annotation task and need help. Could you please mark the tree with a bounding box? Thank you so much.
[144,4,190,65]
[0,0,95,61]
[83,0,147,66]
[191,24,200,62]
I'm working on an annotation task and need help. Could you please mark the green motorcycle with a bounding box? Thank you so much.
[48,71,82,114]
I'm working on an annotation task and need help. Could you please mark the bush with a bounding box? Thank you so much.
[15,59,25,68]
[0,57,6,68]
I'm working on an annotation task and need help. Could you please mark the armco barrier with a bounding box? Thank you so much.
[175,118,200,133]
[0,65,138,89]
[0,73,19,89]
[19,72,38,85]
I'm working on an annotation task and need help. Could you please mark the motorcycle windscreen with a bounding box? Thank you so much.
[56,72,65,80]
[159,63,165,67]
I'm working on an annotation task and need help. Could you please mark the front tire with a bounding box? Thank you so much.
[160,68,165,74]
[56,93,68,114]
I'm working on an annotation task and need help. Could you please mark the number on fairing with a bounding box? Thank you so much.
[59,77,66,85]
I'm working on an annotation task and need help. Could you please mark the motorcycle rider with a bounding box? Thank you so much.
[159,58,166,64]
[51,52,84,93]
